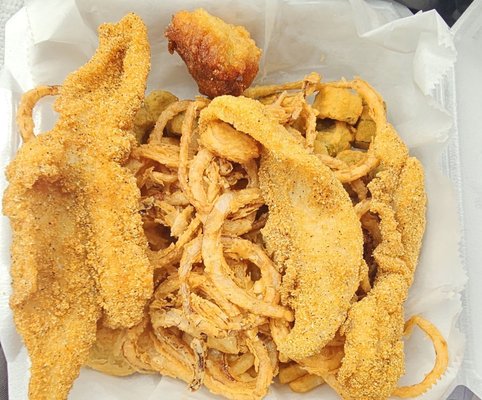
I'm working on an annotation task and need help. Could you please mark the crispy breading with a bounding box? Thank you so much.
[165,9,261,98]
[354,105,376,147]
[86,322,135,377]
[334,80,427,400]
[338,274,408,400]
[199,120,261,163]
[199,95,364,360]
[53,13,153,330]
[315,120,353,156]
[133,90,178,142]
[3,14,152,399]
[313,86,363,124]
[4,157,101,400]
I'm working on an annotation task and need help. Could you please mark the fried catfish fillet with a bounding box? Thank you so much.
[55,14,153,328]
[333,80,427,400]
[3,14,152,399]
[165,9,261,98]
[199,96,364,360]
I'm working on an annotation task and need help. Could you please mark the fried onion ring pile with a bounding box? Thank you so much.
[85,71,448,399]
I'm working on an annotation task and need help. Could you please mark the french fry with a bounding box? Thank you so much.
[278,363,307,384]
[289,373,325,393]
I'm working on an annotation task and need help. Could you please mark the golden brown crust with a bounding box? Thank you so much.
[6,32,435,398]
[3,167,101,400]
[54,13,153,330]
[332,80,427,400]
[165,9,261,98]
[3,14,152,399]
[199,95,364,360]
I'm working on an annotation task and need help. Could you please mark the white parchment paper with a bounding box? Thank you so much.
[0,0,466,399]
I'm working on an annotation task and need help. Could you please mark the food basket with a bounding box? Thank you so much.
[0,0,481,399]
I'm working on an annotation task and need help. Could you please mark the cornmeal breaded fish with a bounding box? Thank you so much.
[55,14,153,329]
[333,80,427,400]
[165,9,261,98]
[3,14,152,399]
[199,95,364,360]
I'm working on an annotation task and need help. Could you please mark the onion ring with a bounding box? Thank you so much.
[392,316,449,398]
[16,85,60,143]
[202,190,293,321]
[149,100,191,143]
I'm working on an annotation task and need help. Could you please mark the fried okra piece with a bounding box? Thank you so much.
[354,105,377,149]
[313,86,363,124]
[133,90,178,142]
[336,149,366,166]
[315,120,354,156]
[165,9,262,98]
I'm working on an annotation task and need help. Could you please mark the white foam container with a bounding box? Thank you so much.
[0,0,481,399]
[450,0,482,398]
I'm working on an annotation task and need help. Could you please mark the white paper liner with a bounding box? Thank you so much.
[0,0,467,399]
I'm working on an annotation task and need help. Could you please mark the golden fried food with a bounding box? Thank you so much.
[312,86,363,124]
[133,90,178,142]
[4,166,100,400]
[319,79,431,400]
[15,85,60,142]
[354,104,376,148]
[289,373,325,393]
[6,10,449,400]
[278,363,307,384]
[55,13,153,330]
[315,120,354,156]
[393,316,449,398]
[199,121,261,163]
[86,322,135,377]
[202,190,292,321]
[87,72,446,400]
[336,149,366,166]
[165,9,261,98]
[198,95,364,360]
[3,14,152,399]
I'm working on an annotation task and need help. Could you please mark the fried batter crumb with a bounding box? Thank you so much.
[165,9,261,98]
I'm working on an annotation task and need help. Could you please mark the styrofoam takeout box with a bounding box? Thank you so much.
[451,0,482,397]
[0,0,481,399]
